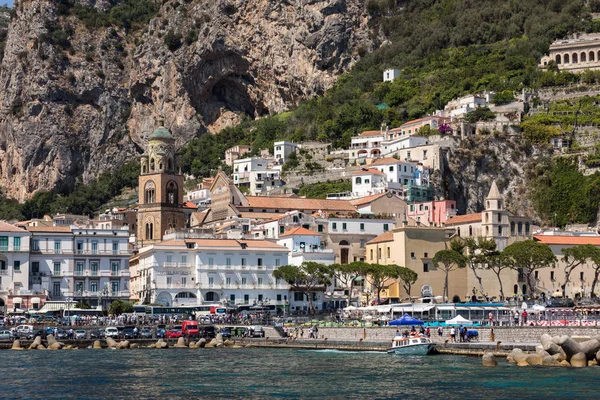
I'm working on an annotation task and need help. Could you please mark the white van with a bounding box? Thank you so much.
[15,325,34,335]
[104,327,119,338]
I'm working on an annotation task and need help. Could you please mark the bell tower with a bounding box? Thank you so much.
[481,180,509,250]
[137,120,185,246]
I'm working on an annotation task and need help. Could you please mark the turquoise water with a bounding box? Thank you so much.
[0,348,597,399]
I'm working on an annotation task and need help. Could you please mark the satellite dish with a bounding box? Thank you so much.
[421,284,433,298]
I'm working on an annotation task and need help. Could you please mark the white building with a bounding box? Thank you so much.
[233,157,284,195]
[137,238,291,311]
[383,69,401,82]
[352,168,386,198]
[0,222,33,313]
[27,225,131,309]
[274,141,298,165]
[444,94,491,119]
[277,227,335,313]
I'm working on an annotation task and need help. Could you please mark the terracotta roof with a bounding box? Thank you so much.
[244,197,355,212]
[366,231,394,244]
[399,116,445,128]
[238,212,289,220]
[353,168,385,176]
[191,210,209,226]
[155,240,187,247]
[26,226,72,233]
[359,130,383,137]
[183,201,198,209]
[350,192,388,206]
[0,221,25,232]
[445,213,482,225]
[534,235,600,246]
[261,213,294,224]
[280,227,321,237]
[185,239,288,250]
[370,157,404,166]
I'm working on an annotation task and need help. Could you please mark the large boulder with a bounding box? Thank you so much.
[224,339,235,347]
[542,356,560,366]
[579,339,600,360]
[570,352,587,368]
[216,333,224,344]
[482,352,497,367]
[48,342,63,350]
[93,340,102,349]
[117,340,130,349]
[526,354,543,366]
[106,337,118,348]
[11,340,24,350]
[197,338,206,348]
[512,349,528,364]
[47,335,56,346]
[541,334,562,355]
[130,343,139,349]
[36,344,46,350]
[535,345,550,358]
[596,349,600,364]
[556,336,581,362]
[559,360,571,367]
[174,337,187,348]
[588,359,598,366]
[29,336,42,349]
[552,352,566,362]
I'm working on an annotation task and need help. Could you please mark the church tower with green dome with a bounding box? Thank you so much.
[137,120,185,246]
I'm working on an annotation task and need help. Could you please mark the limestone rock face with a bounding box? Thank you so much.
[0,0,373,199]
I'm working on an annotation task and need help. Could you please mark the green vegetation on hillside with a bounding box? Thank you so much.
[528,157,600,227]
[297,181,353,199]
[180,0,597,177]
[55,0,158,31]
[0,161,139,221]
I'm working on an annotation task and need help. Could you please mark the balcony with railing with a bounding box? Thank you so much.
[163,262,191,269]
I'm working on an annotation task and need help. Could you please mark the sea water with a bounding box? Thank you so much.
[0,348,596,399]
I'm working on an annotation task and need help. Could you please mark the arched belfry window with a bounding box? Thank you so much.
[167,181,178,205]
[168,158,173,171]
[145,222,153,240]
[144,181,156,204]
[150,158,156,172]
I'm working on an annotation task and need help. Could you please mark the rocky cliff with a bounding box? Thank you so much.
[440,134,548,221]
[0,0,372,200]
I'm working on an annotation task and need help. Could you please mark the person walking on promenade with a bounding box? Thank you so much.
[450,327,456,342]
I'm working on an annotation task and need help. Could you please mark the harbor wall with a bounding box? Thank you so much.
[308,326,600,343]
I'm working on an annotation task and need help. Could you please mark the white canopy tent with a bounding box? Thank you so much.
[343,305,357,311]
[445,315,473,325]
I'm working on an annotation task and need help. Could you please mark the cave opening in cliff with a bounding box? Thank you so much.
[201,76,264,126]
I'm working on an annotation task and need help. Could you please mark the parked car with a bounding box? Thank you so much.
[139,328,153,339]
[56,328,69,340]
[0,330,15,340]
[26,330,48,340]
[90,329,105,339]
[199,326,216,339]
[248,326,265,338]
[165,326,183,339]
[74,330,87,340]
[104,327,120,338]
[156,328,166,339]
[15,325,35,336]
[220,327,232,339]
[122,328,138,339]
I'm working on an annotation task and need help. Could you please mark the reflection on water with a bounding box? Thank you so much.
[0,348,597,399]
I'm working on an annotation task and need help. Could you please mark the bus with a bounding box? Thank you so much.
[137,304,231,318]
[63,308,104,319]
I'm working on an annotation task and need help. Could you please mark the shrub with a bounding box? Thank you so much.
[163,30,182,51]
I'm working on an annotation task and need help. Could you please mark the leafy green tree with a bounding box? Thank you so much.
[108,299,134,315]
[328,261,371,307]
[433,246,467,301]
[464,107,496,123]
[561,245,600,297]
[272,262,331,313]
[75,301,91,309]
[464,237,497,296]
[364,264,404,304]
[503,240,556,297]
[397,266,418,298]
[484,251,512,301]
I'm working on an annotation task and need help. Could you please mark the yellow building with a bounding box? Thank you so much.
[365,225,467,302]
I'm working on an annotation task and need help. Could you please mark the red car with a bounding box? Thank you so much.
[165,326,182,339]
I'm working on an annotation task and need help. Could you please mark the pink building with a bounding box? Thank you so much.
[407,200,457,226]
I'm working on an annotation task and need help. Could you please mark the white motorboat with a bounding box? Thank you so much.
[387,335,435,356]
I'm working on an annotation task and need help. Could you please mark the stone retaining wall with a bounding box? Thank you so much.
[308,326,600,343]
